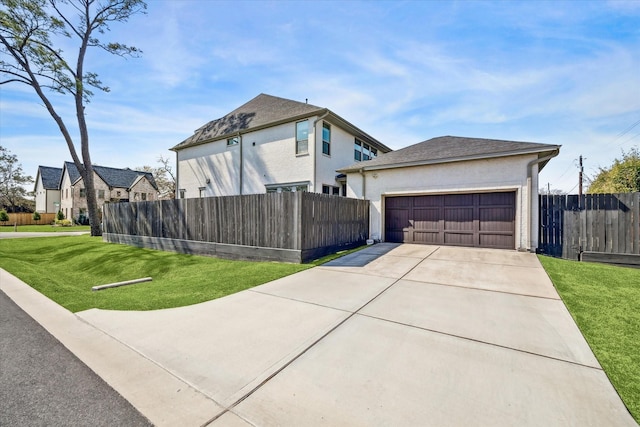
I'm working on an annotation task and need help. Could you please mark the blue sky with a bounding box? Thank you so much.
[1,0,639,193]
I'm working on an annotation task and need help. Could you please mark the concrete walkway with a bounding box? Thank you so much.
[1,244,636,426]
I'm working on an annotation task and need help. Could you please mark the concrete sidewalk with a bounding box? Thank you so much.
[1,244,636,426]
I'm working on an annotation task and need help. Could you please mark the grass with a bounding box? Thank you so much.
[0,224,91,232]
[0,235,316,312]
[538,255,640,423]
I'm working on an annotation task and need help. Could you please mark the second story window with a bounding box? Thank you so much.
[296,120,309,155]
[98,190,105,199]
[354,139,377,161]
[79,188,86,198]
[227,136,239,146]
[322,123,331,156]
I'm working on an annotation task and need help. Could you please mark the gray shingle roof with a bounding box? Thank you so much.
[64,161,158,191]
[172,94,326,150]
[338,136,560,173]
[37,166,62,190]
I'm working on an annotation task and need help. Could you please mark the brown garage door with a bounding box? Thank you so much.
[385,192,516,249]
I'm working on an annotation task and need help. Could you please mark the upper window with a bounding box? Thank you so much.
[295,120,309,155]
[79,188,86,198]
[322,123,331,156]
[141,193,147,201]
[227,137,239,146]
[98,189,105,199]
[354,139,377,161]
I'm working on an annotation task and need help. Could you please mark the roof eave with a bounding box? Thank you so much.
[339,146,561,174]
[171,108,329,152]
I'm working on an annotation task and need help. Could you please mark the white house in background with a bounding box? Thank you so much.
[34,166,63,213]
[171,94,391,198]
[338,136,560,251]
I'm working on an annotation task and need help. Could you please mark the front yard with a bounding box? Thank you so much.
[0,235,311,312]
[538,255,639,423]
[0,225,91,232]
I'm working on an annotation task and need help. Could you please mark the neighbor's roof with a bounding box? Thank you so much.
[172,93,390,152]
[63,161,158,191]
[37,166,63,190]
[338,136,561,173]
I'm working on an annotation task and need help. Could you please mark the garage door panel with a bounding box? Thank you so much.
[385,192,516,249]
[444,207,474,231]
[479,208,515,232]
[444,232,475,246]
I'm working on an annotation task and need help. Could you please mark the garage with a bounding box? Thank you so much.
[385,191,516,249]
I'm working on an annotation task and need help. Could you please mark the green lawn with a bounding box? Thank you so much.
[0,235,314,312]
[538,255,640,423]
[0,224,91,232]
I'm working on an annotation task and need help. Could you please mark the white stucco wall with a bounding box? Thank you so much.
[346,154,541,250]
[175,116,381,198]
[34,177,60,213]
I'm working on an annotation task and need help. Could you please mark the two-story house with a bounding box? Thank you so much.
[171,94,392,198]
[39,162,159,221]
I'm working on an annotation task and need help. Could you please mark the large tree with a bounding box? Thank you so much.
[588,147,640,194]
[0,145,33,212]
[0,0,146,235]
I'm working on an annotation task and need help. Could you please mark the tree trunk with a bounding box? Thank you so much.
[81,163,102,236]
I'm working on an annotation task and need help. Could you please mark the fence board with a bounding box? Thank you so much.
[539,193,640,261]
[103,192,369,263]
[2,213,57,226]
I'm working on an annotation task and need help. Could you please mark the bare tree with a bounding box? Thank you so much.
[137,155,176,200]
[0,0,146,235]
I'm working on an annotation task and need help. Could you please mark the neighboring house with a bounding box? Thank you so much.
[171,94,391,198]
[54,162,159,221]
[34,166,63,213]
[339,136,561,252]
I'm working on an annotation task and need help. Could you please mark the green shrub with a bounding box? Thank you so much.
[56,210,65,221]
[55,219,72,227]
[33,212,41,223]
[0,210,8,224]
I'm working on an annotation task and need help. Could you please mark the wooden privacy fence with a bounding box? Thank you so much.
[539,193,640,265]
[103,192,370,263]
[0,213,57,226]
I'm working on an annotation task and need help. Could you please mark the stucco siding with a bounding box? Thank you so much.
[177,141,240,197]
[347,154,538,250]
[316,120,357,193]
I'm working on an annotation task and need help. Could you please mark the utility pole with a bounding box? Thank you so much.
[578,155,584,197]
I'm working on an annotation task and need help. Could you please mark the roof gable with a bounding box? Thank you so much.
[62,161,158,191]
[339,136,560,173]
[37,166,63,190]
[173,94,325,150]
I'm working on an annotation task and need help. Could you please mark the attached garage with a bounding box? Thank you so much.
[385,192,516,249]
[339,136,561,252]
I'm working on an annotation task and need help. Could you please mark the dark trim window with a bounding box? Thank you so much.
[296,120,309,155]
[227,137,239,146]
[141,193,147,201]
[355,139,377,161]
[79,188,86,198]
[98,189,105,199]
[322,184,340,195]
[179,189,186,199]
[266,183,308,193]
[322,123,331,156]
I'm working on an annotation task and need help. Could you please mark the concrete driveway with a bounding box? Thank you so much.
[1,244,636,426]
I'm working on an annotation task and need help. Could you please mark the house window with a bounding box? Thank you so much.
[79,188,86,198]
[227,137,239,146]
[322,184,340,195]
[98,190,105,199]
[116,191,121,197]
[322,123,331,156]
[134,192,139,200]
[179,189,186,199]
[66,189,68,199]
[296,120,309,155]
[342,183,347,196]
[199,187,206,198]
[141,193,147,201]
[265,183,308,193]
[354,139,377,161]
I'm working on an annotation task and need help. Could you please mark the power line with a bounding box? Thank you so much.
[613,117,640,147]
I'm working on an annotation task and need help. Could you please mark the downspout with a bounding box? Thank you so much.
[526,151,559,251]
[238,132,243,195]
[312,111,329,192]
